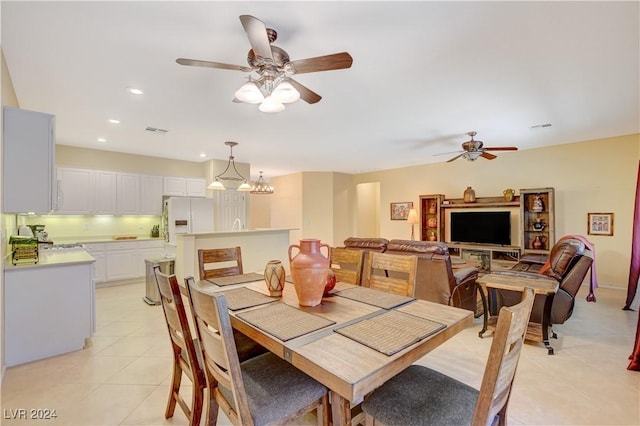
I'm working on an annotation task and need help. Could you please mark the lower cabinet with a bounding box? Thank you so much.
[86,240,165,284]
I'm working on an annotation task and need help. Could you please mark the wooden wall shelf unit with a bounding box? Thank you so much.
[419,194,445,241]
[441,196,520,209]
[520,187,555,255]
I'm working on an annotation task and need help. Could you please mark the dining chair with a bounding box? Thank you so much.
[330,247,365,286]
[198,247,243,280]
[183,276,268,363]
[154,266,208,426]
[361,287,535,426]
[186,280,330,426]
[362,251,418,297]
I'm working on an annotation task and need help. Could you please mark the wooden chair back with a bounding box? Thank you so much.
[154,267,206,425]
[330,247,365,285]
[186,280,253,425]
[473,287,535,425]
[363,251,418,297]
[198,247,243,280]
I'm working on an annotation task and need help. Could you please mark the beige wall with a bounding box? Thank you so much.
[56,145,209,178]
[353,134,640,288]
[271,173,303,245]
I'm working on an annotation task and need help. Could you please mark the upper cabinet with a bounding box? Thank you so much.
[56,168,163,215]
[2,107,56,213]
[163,176,206,197]
[520,187,555,255]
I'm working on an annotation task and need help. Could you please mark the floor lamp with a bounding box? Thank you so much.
[407,208,419,240]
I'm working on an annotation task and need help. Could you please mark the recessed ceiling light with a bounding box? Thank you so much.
[108,119,120,124]
[127,87,143,95]
[97,137,107,142]
[199,153,207,158]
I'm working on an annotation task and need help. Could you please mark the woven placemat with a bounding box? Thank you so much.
[236,303,335,341]
[335,310,446,356]
[217,287,279,311]
[206,272,264,287]
[334,286,414,309]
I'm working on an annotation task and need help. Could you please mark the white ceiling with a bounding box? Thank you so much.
[2,1,639,180]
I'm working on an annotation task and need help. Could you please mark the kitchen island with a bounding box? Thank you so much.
[4,250,96,366]
[174,228,294,281]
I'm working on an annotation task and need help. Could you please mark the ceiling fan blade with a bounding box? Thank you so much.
[287,78,322,104]
[434,150,463,157]
[484,146,518,151]
[481,152,498,160]
[239,15,273,61]
[176,58,253,72]
[288,52,353,74]
[446,153,465,163]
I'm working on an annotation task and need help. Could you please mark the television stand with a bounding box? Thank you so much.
[447,242,521,273]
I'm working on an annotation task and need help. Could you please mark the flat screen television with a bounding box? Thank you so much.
[450,211,511,246]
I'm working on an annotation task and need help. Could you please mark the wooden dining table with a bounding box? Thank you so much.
[194,277,474,426]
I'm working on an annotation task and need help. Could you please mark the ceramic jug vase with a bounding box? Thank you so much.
[288,239,331,307]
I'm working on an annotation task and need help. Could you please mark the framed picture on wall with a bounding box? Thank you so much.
[587,212,614,236]
[390,202,413,220]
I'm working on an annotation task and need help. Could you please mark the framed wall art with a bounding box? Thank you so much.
[390,202,413,220]
[587,212,614,236]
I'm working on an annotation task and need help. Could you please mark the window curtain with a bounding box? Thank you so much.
[626,161,640,371]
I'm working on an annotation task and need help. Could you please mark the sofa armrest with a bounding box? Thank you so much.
[450,267,479,312]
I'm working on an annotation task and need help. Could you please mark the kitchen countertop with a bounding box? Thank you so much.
[52,236,165,244]
[5,250,96,270]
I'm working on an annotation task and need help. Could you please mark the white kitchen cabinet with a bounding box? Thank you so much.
[137,239,165,276]
[139,175,163,215]
[94,171,117,214]
[56,167,94,214]
[117,173,140,214]
[4,256,95,366]
[106,241,140,281]
[186,178,207,197]
[2,107,56,214]
[163,176,207,197]
[84,243,107,283]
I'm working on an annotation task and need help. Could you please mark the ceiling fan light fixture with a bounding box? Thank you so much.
[235,81,264,104]
[464,151,482,161]
[272,81,300,104]
[259,96,285,113]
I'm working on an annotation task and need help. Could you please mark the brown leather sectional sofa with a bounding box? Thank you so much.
[343,237,479,312]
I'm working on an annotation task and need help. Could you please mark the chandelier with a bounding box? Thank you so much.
[250,171,274,194]
[208,141,252,191]
[234,73,300,113]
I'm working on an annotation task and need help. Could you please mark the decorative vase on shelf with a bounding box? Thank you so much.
[428,231,437,241]
[428,203,437,214]
[532,235,547,250]
[264,260,286,297]
[288,239,331,307]
[533,218,546,231]
[463,186,476,203]
[532,195,544,212]
[427,217,438,228]
[503,188,515,202]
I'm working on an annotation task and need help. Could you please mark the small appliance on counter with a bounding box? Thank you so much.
[9,236,38,265]
[27,224,49,243]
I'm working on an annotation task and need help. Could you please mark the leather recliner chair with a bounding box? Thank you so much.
[385,239,479,312]
[491,237,594,324]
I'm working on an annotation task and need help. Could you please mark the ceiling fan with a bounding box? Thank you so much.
[435,131,518,162]
[176,15,353,112]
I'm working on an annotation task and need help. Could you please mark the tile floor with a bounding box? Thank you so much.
[1,281,639,425]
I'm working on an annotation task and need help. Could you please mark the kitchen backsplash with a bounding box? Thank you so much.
[22,215,162,240]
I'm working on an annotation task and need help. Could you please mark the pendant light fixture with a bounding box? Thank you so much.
[250,171,274,194]
[208,141,252,191]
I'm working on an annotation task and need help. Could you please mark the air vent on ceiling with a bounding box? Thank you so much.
[145,126,168,133]
[530,123,552,129]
